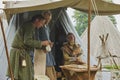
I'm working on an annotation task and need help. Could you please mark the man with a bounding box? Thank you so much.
[61,32,83,65]
[61,32,84,80]
[7,14,50,80]
[42,11,56,80]
[36,11,56,80]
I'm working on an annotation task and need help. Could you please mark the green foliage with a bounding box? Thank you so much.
[108,15,117,26]
[103,65,120,70]
[72,10,117,36]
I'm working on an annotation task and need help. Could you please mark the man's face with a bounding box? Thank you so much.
[67,34,75,43]
[36,19,46,28]
[44,14,52,24]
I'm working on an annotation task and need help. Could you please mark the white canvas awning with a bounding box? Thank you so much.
[3,0,120,16]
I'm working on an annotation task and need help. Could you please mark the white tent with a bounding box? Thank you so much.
[0,11,16,79]
[0,7,87,80]
[1,0,120,79]
[81,16,120,67]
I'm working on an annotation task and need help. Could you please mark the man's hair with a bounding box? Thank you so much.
[42,10,52,16]
[31,14,45,22]
[66,32,75,42]
[67,32,75,37]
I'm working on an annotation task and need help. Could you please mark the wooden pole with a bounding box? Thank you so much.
[88,0,91,80]
[0,18,14,80]
[108,51,119,69]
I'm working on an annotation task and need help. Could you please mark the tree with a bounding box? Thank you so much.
[73,10,117,36]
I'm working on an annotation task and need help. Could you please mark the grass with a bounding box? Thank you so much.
[103,65,120,69]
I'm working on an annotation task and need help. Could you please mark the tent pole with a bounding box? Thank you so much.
[88,0,91,80]
[0,18,14,80]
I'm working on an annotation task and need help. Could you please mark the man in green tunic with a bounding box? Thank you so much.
[7,14,50,80]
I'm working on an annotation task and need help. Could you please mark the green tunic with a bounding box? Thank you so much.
[7,22,42,80]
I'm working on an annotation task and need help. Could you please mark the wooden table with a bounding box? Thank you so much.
[60,64,98,80]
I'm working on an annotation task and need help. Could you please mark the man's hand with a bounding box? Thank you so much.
[43,50,48,53]
[41,40,50,46]
[76,57,85,64]
[49,42,54,48]
[73,48,81,55]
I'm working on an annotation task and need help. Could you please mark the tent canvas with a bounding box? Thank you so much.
[3,0,120,21]
[81,16,120,67]
[0,7,89,79]
[0,13,16,79]
[1,0,120,79]
[3,0,120,15]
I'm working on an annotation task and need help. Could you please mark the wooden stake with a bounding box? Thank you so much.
[108,51,119,69]
[0,18,14,80]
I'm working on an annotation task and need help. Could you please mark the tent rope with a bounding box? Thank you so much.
[91,0,99,15]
